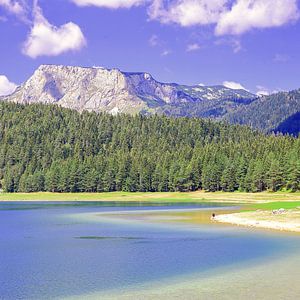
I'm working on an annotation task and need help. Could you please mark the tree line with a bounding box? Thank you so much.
[0,102,299,193]
[226,89,300,134]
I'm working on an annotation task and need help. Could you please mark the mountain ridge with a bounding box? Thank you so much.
[0,64,256,114]
[1,64,300,134]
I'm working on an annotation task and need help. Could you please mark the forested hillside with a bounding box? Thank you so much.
[2,65,300,135]
[0,102,299,193]
[226,89,300,134]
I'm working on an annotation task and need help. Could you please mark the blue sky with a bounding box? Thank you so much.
[0,0,300,96]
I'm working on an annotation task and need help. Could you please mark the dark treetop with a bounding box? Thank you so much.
[1,102,299,193]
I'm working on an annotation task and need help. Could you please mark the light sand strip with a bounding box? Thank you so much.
[214,209,300,233]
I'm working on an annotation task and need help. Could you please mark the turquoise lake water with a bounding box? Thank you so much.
[0,202,299,300]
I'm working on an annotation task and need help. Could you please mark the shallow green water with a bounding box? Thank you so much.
[0,202,299,300]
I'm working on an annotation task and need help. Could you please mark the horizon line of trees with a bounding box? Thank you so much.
[0,102,299,193]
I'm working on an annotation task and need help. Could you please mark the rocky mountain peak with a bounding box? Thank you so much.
[1,65,256,116]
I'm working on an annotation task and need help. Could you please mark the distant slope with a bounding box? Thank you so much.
[1,64,300,134]
[274,112,300,135]
[225,89,300,134]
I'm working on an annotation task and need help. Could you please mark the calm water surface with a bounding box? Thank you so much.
[0,201,299,300]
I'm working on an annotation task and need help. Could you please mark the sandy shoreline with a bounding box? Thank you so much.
[0,191,300,203]
[214,209,300,233]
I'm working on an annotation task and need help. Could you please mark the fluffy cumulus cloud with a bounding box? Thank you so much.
[0,0,23,15]
[216,0,299,35]
[0,75,17,96]
[0,0,27,20]
[22,2,86,58]
[223,80,248,90]
[148,0,227,26]
[68,0,300,37]
[147,0,299,35]
[71,0,145,9]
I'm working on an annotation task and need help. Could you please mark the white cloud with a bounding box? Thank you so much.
[149,34,172,55]
[223,80,248,90]
[0,75,17,96]
[186,43,201,52]
[256,90,269,96]
[0,0,24,15]
[0,0,28,21]
[22,2,86,58]
[232,39,242,53]
[161,49,172,56]
[147,0,299,36]
[216,0,299,35]
[215,38,242,53]
[148,0,227,27]
[149,34,159,47]
[68,0,300,37]
[256,85,283,96]
[71,0,145,9]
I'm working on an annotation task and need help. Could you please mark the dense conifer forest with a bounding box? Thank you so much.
[226,89,300,134]
[0,102,299,193]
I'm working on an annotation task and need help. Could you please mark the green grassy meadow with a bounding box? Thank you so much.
[0,191,300,211]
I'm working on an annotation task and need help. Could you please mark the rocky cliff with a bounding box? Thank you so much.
[1,65,255,116]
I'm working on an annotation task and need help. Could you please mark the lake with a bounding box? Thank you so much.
[1,202,300,300]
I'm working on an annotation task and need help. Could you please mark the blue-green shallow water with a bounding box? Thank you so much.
[0,202,298,300]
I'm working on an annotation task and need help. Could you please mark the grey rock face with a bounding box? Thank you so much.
[1,65,256,115]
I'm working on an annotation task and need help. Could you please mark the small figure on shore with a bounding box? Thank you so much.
[272,208,285,215]
[211,213,216,220]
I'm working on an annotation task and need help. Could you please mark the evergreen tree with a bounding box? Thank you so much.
[251,160,266,192]
[267,159,283,192]
[0,102,298,193]
[287,160,300,192]
[221,162,237,192]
